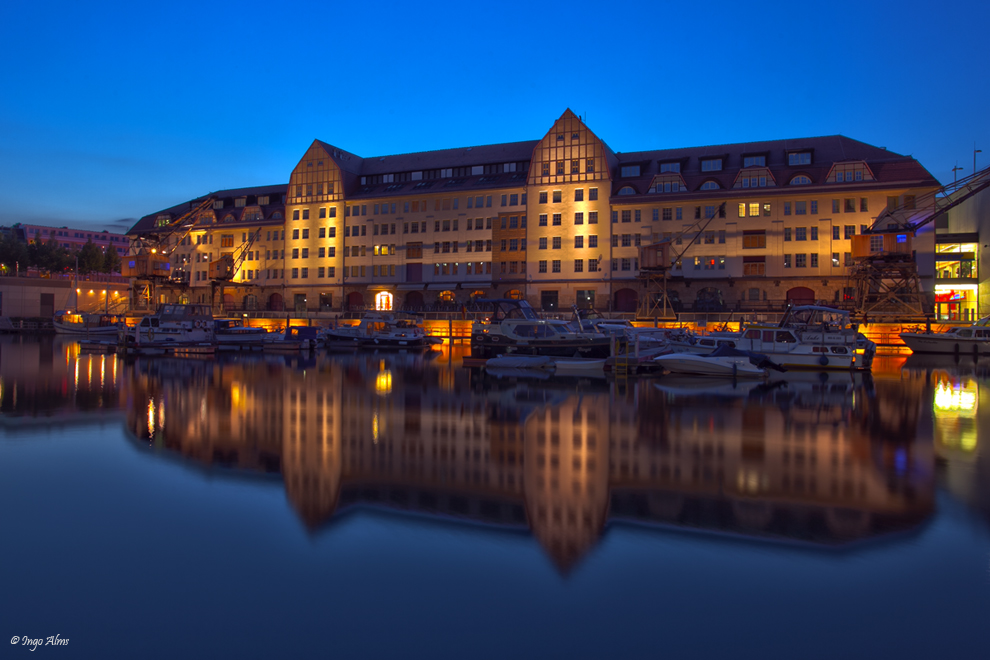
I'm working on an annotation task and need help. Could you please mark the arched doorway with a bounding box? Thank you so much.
[437,290,455,303]
[506,289,523,300]
[613,288,638,313]
[786,286,815,306]
[347,291,364,309]
[243,294,258,311]
[375,291,393,311]
[404,291,424,309]
[268,293,283,311]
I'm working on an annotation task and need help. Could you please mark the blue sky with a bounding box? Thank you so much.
[2,0,988,232]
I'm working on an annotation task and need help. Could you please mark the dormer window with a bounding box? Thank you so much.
[701,158,722,172]
[828,161,874,183]
[788,152,812,166]
[620,165,641,178]
[213,200,224,210]
[700,180,721,190]
[790,175,812,185]
[258,196,269,206]
[743,156,766,168]
[234,197,246,207]
[659,162,680,173]
[617,186,637,195]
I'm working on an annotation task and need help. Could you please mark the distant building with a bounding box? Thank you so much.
[932,174,990,320]
[9,223,130,256]
[128,110,939,314]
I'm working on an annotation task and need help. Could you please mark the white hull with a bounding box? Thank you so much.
[655,354,766,378]
[552,358,607,375]
[901,333,990,355]
[53,322,119,335]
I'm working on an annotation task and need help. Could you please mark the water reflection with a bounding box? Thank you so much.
[108,348,939,570]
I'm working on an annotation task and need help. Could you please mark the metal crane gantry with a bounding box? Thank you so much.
[207,229,262,314]
[637,203,726,319]
[850,166,990,321]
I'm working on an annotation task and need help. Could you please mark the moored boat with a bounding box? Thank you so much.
[900,317,990,356]
[53,310,122,335]
[264,326,321,352]
[324,313,435,350]
[118,304,216,356]
[470,299,612,360]
[655,345,777,378]
[214,318,269,349]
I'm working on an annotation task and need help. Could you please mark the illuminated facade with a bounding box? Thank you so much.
[933,177,990,319]
[130,110,940,314]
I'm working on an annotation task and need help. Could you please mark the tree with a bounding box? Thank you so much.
[102,244,122,274]
[0,234,29,275]
[77,240,104,274]
[28,237,72,274]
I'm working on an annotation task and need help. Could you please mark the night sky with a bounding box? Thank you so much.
[2,0,987,231]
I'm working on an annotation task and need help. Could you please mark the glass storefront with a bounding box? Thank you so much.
[935,242,979,321]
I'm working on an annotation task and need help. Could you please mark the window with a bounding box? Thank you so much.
[574,259,583,272]
[743,156,766,167]
[574,212,584,225]
[552,191,562,203]
[810,227,818,240]
[832,253,840,267]
[784,254,792,268]
[790,175,812,185]
[700,181,720,190]
[796,227,807,241]
[844,199,856,213]
[552,237,561,249]
[660,162,680,173]
[586,159,595,173]
[788,152,811,166]
[539,214,548,227]
[539,237,547,250]
[784,203,792,216]
[844,225,855,239]
[784,228,792,241]
[635,210,641,222]
[301,248,309,258]
[860,198,869,212]
[832,226,840,240]
[539,191,548,204]
[810,253,819,267]
[844,252,853,266]
[704,231,715,244]
[551,260,561,273]
[621,234,632,247]
[539,260,547,273]
[795,254,806,268]
[677,207,683,221]
[621,210,631,223]
[575,236,584,248]
[743,257,766,275]
[796,201,807,215]
[589,235,598,248]
[571,160,580,174]
[552,213,561,226]
[589,188,598,201]
[718,230,725,244]
[701,159,722,171]
[588,211,598,224]
[574,189,584,202]
[621,165,641,177]
[742,231,766,249]
[556,161,565,175]
[662,208,672,221]
[621,258,631,271]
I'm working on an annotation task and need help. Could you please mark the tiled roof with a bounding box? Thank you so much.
[129,183,287,235]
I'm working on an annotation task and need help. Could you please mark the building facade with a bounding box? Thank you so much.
[130,110,940,314]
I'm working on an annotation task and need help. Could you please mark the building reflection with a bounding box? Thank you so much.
[0,336,124,425]
[124,352,937,570]
[901,355,990,526]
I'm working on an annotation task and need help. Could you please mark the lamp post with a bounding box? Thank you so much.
[952,165,964,183]
[976,146,983,175]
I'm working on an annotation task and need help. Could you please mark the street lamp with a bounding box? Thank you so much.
[976,146,983,175]
[952,165,964,183]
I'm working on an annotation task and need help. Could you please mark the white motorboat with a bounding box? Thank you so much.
[728,306,875,370]
[900,317,990,356]
[324,313,435,350]
[118,304,216,356]
[655,348,769,378]
[264,326,321,352]
[214,318,268,349]
[471,299,612,359]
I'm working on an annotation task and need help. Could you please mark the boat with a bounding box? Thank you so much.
[655,345,781,378]
[323,313,435,350]
[470,299,613,360]
[723,305,875,370]
[551,357,607,376]
[118,304,216,356]
[264,325,321,352]
[899,317,990,356]
[53,310,122,335]
[214,318,269,349]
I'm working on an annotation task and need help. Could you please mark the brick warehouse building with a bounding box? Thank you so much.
[128,110,940,314]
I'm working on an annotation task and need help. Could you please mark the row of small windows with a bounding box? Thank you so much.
[538,188,599,204]
[360,162,530,186]
[540,159,596,177]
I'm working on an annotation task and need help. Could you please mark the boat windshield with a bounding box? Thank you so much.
[783,306,849,330]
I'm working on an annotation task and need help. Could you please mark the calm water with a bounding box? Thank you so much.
[1,336,988,659]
